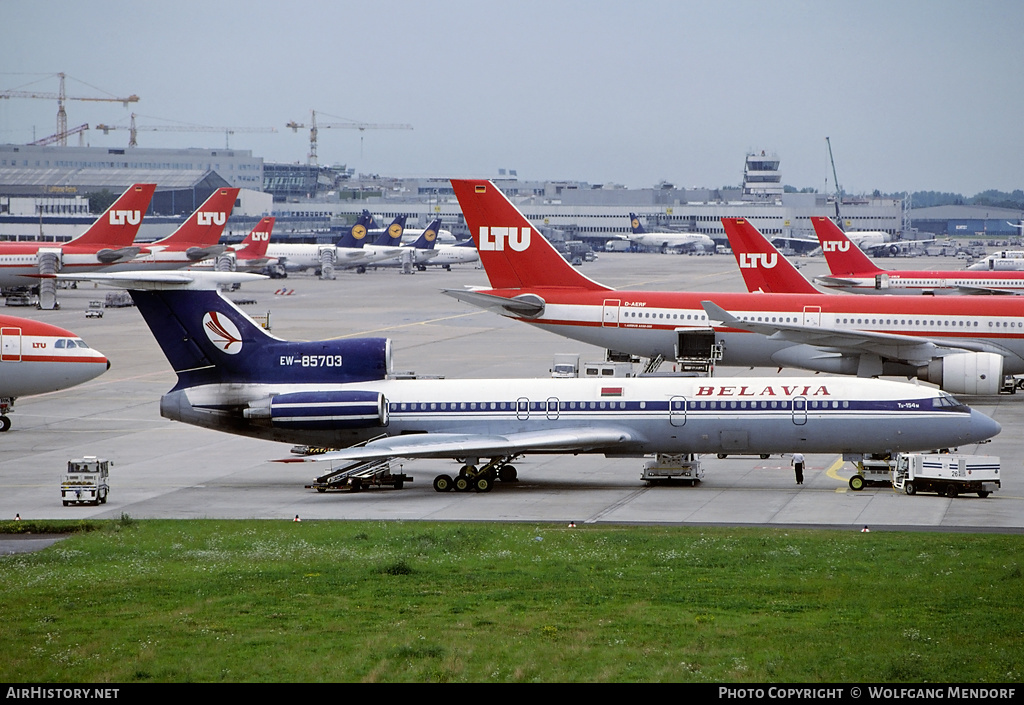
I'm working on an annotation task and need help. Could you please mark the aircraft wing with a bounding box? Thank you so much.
[700,300,992,366]
[443,288,546,318]
[952,285,1020,296]
[276,426,638,464]
[813,275,861,288]
[57,271,267,290]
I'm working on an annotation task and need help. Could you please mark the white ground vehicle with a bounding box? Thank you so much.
[61,456,110,506]
[890,453,1000,498]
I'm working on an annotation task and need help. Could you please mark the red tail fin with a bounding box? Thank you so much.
[450,179,608,291]
[238,217,275,260]
[157,188,240,248]
[720,218,818,294]
[810,216,881,276]
[72,183,156,248]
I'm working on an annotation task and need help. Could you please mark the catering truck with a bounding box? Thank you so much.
[890,453,1000,498]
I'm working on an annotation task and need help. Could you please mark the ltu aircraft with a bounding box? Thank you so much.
[0,183,156,287]
[189,217,277,272]
[447,180,1024,396]
[809,216,1024,295]
[103,188,239,272]
[76,271,999,492]
[626,213,714,253]
[0,314,109,431]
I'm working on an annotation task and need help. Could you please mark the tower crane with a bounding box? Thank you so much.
[286,110,412,165]
[95,113,277,148]
[0,72,138,146]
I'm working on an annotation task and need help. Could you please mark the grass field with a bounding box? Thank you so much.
[1,518,1021,683]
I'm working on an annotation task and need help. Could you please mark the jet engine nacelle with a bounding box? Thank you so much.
[919,352,1004,395]
[261,390,388,430]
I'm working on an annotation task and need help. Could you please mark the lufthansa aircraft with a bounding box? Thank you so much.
[73,271,999,492]
[809,217,1024,295]
[626,213,714,253]
[447,180,1024,396]
[0,314,109,431]
[0,183,156,287]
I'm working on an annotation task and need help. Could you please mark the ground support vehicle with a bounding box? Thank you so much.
[305,458,412,492]
[891,453,1000,498]
[642,454,705,486]
[848,455,895,490]
[85,301,104,318]
[61,456,110,506]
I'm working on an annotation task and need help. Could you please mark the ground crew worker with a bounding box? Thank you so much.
[792,452,805,485]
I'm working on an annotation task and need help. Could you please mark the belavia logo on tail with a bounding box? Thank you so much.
[479,227,531,252]
[197,212,227,227]
[109,210,142,226]
[739,252,778,269]
[203,312,243,354]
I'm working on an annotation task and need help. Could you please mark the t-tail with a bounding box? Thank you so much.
[371,215,407,246]
[628,213,647,235]
[337,212,373,249]
[811,216,883,276]
[72,183,156,248]
[127,280,391,394]
[408,218,442,251]
[720,218,819,294]
[450,179,609,291]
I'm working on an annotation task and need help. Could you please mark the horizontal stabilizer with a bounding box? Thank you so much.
[57,271,266,290]
[442,288,546,318]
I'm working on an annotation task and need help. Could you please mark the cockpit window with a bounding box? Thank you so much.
[73,340,90,348]
[932,393,968,411]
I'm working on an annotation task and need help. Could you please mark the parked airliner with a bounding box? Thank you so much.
[447,180,1024,396]
[809,217,1024,295]
[72,271,999,492]
[103,188,239,272]
[0,183,156,287]
[0,314,109,430]
[626,213,714,253]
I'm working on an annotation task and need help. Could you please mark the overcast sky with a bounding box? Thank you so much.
[2,0,1021,196]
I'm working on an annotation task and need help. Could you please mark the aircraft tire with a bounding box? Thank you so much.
[0,415,10,432]
[454,475,471,492]
[498,465,518,482]
[432,474,454,493]
[474,476,492,493]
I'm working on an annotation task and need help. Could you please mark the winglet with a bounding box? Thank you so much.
[720,218,818,294]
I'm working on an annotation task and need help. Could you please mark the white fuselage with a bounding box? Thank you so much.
[0,329,108,398]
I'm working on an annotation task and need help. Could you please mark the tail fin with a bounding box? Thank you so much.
[363,209,381,230]
[720,218,818,294]
[157,187,240,248]
[337,212,373,248]
[450,179,609,291]
[236,217,275,261]
[409,218,442,250]
[628,213,646,234]
[72,183,156,247]
[128,283,390,391]
[371,215,407,246]
[811,216,882,276]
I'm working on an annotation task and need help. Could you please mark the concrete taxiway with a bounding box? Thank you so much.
[2,252,1021,531]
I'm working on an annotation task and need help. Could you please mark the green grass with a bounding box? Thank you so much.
[0,519,1021,682]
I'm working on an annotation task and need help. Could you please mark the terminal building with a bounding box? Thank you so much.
[2,143,1015,249]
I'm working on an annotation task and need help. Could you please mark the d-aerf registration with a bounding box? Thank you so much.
[72,271,999,493]
[446,180,1024,396]
[0,314,109,431]
[0,183,156,287]
[809,216,1024,295]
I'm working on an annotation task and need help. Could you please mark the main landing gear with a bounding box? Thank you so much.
[432,456,520,493]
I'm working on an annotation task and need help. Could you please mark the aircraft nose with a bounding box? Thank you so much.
[970,409,1001,442]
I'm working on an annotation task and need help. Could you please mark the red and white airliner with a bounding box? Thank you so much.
[0,183,156,287]
[448,179,1024,396]
[0,315,109,431]
[810,216,1024,295]
[101,187,240,272]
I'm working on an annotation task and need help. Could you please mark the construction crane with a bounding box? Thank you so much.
[95,113,277,149]
[0,72,138,146]
[30,123,89,147]
[826,136,843,223]
[286,110,412,165]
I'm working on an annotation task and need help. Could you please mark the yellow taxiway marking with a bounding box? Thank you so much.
[826,456,850,493]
